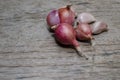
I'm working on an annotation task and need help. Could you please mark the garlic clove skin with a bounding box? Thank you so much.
[77,12,96,24]
[91,21,108,35]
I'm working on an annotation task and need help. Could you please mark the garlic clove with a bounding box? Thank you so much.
[77,12,96,24]
[91,21,108,35]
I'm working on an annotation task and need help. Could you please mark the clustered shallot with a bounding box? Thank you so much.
[46,5,108,59]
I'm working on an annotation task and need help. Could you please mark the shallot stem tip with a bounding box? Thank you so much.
[90,39,95,46]
[76,46,88,60]
[66,4,72,10]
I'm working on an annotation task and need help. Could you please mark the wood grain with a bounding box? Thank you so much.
[0,0,120,80]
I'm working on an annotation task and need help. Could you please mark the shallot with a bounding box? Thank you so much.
[90,21,108,35]
[46,5,76,30]
[77,12,96,24]
[54,23,88,59]
[58,5,76,25]
[75,22,94,45]
[46,10,60,28]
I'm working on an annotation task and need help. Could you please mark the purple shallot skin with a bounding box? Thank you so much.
[55,23,77,46]
[54,23,88,59]
[46,10,60,27]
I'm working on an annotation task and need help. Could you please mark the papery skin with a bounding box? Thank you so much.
[55,23,78,46]
[77,12,96,24]
[75,23,92,41]
[46,10,60,27]
[58,5,75,25]
[91,21,108,35]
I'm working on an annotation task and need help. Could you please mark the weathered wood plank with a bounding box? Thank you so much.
[0,0,120,80]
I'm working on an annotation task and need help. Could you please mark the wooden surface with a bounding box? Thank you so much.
[0,0,120,80]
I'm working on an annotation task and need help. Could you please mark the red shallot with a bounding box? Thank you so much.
[46,10,60,27]
[54,23,88,59]
[46,5,76,30]
[58,5,76,25]
[75,22,94,45]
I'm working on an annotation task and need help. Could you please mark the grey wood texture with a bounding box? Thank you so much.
[0,0,120,80]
